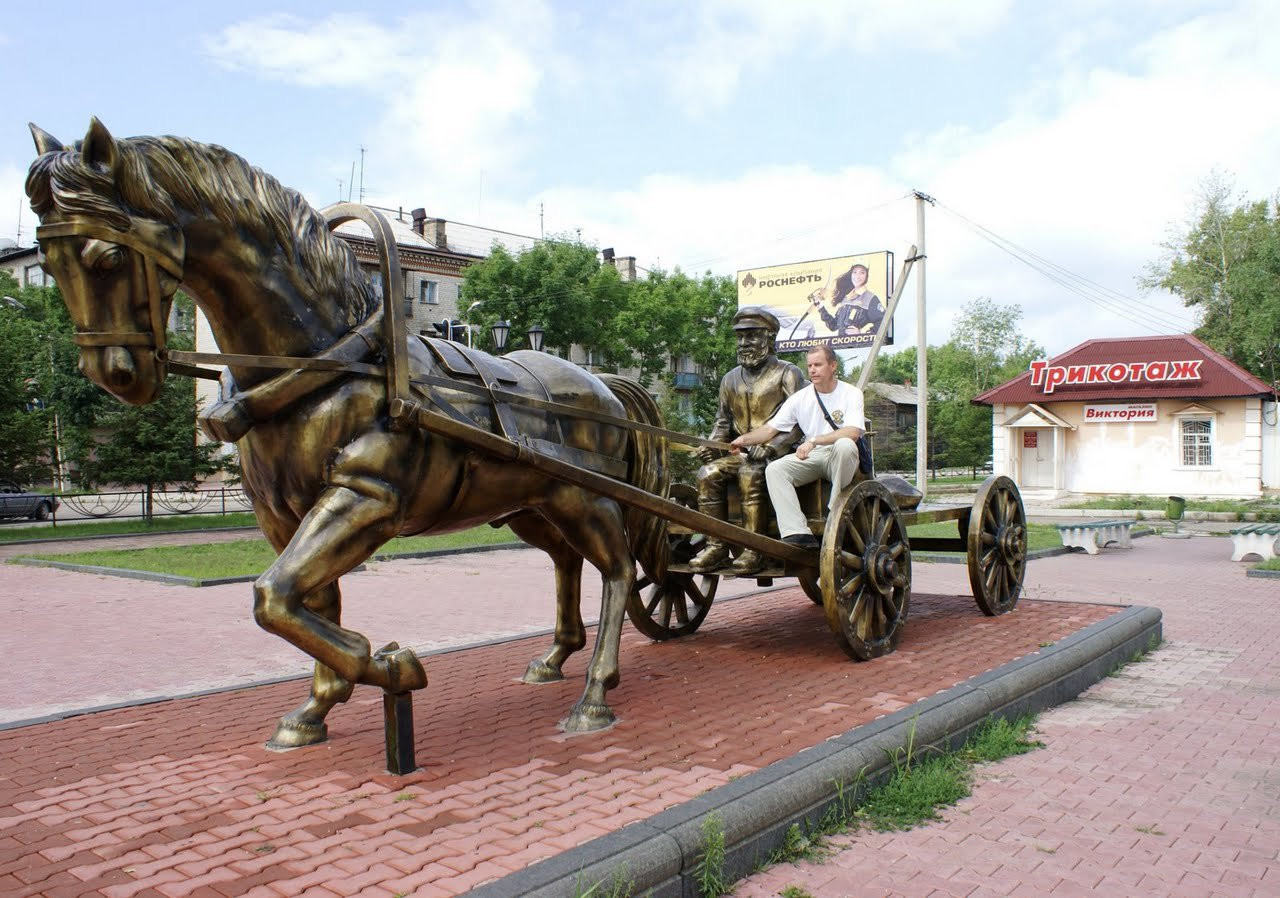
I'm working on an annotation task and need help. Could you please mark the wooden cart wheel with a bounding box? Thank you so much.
[820,480,911,660]
[798,572,824,606]
[967,475,1027,616]
[626,484,718,640]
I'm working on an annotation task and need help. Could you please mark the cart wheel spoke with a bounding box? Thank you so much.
[840,550,864,570]
[873,504,892,546]
[847,521,866,553]
[839,574,863,600]
[673,590,690,625]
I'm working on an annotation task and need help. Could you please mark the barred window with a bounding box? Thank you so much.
[1180,418,1212,467]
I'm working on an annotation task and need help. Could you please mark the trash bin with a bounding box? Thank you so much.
[1166,496,1186,521]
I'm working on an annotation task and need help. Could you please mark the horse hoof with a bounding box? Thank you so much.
[562,702,616,733]
[522,659,564,684]
[370,644,428,692]
[265,718,328,751]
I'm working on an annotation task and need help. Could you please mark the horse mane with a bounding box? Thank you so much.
[26,134,377,324]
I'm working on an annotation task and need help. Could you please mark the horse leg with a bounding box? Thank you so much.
[255,512,358,748]
[541,491,635,733]
[253,480,427,719]
[507,514,586,684]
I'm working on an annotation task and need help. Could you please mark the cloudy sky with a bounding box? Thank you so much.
[2,0,1276,358]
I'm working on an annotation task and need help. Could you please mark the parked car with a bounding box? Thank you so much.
[0,482,59,521]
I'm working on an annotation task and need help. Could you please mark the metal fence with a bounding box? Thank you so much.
[49,487,254,525]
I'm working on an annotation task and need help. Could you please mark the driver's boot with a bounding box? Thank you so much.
[730,497,767,575]
[689,538,731,572]
[690,494,731,572]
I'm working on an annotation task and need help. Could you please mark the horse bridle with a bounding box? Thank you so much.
[35,217,185,355]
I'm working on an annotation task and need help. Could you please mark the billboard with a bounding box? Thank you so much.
[737,251,894,352]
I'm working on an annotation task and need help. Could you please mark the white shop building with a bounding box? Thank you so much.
[973,335,1278,499]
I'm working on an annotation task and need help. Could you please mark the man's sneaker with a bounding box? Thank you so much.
[781,533,820,551]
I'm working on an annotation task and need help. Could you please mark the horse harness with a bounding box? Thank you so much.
[37,208,734,482]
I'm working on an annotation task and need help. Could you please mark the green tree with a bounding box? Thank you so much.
[617,268,737,426]
[1143,174,1280,385]
[0,273,92,486]
[460,236,629,363]
[933,299,1044,472]
[72,342,227,518]
[460,238,738,435]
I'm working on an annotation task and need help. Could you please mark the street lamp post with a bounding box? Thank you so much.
[527,324,545,352]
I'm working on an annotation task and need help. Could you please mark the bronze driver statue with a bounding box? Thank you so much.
[690,307,804,575]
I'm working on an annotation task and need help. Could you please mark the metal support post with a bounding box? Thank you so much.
[383,690,418,775]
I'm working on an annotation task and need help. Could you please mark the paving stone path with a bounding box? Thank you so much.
[0,539,1117,897]
[735,535,1280,898]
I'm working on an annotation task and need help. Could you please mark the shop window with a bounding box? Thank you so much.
[1180,418,1213,467]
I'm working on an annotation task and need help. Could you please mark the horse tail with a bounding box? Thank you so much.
[598,374,670,583]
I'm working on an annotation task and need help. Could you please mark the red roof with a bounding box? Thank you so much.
[973,334,1273,405]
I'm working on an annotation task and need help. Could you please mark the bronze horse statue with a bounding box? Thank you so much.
[27,119,668,748]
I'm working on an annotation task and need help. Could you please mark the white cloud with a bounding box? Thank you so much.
[509,2,1276,356]
[203,13,406,88]
[202,1,556,208]
[656,0,1014,113]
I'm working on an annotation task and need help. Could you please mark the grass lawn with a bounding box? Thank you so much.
[21,525,519,579]
[906,520,1064,553]
[1067,494,1280,519]
[0,512,260,543]
[1256,557,1280,571]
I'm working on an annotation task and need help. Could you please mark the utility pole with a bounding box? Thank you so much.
[913,190,935,499]
[358,146,366,204]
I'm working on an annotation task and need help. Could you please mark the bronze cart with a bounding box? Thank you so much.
[628,474,1027,661]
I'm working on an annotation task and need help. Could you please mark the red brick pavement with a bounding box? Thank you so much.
[0,581,1115,897]
[0,547,765,725]
[735,535,1280,898]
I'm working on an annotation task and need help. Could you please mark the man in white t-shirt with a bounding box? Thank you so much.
[729,345,865,550]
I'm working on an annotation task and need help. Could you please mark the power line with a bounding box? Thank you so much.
[934,200,1198,335]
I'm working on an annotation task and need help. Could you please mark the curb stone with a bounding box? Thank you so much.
[467,604,1162,898]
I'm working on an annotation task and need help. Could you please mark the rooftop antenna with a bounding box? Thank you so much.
[337,178,344,203]
[348,161,355,202]
[540,202,544,240]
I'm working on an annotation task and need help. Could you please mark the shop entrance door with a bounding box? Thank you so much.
[1020,429,1052,488]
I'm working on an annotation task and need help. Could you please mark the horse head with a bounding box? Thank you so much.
[27,118,184,405]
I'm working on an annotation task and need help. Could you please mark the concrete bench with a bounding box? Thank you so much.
[1056,519,1133,555]
[1230,523,1280,562]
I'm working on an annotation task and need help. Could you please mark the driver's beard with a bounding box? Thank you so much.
[738,347,768,370]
